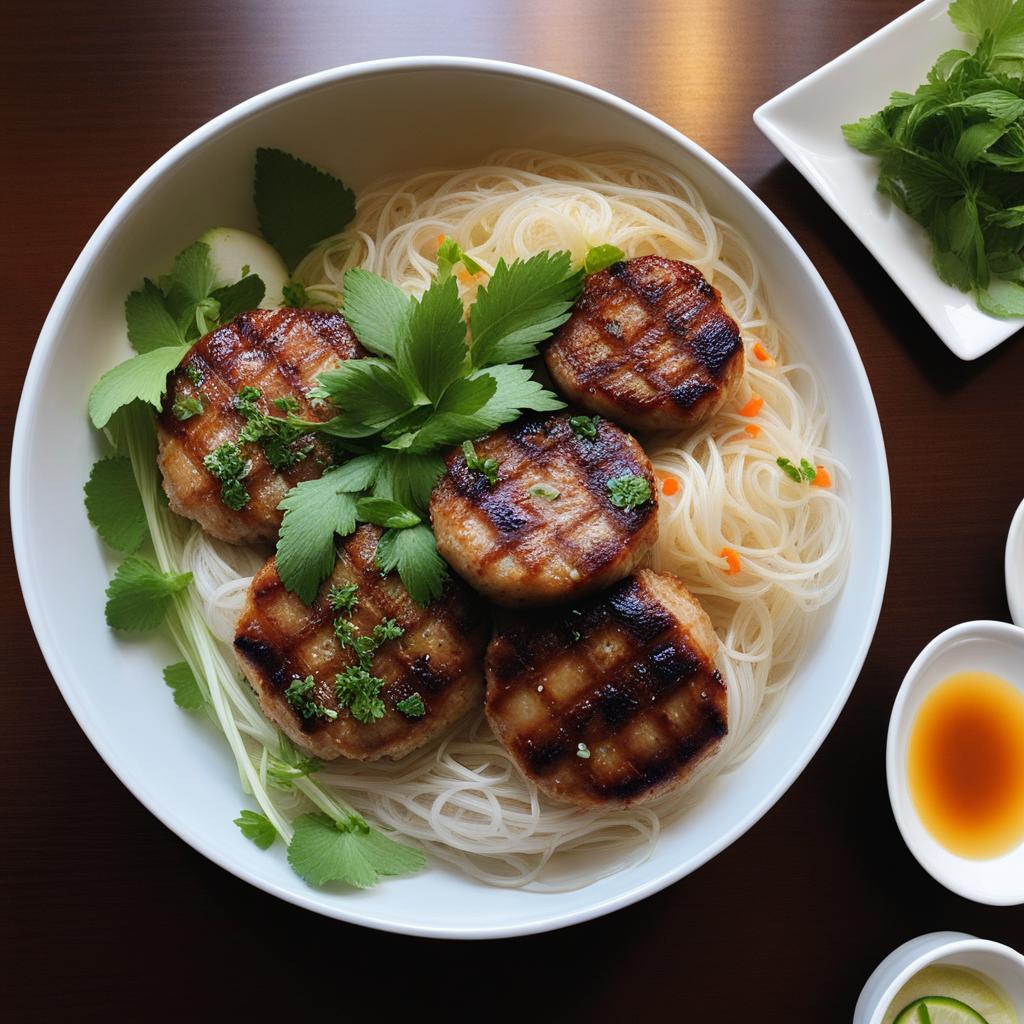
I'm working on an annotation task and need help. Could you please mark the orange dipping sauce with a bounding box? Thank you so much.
[908,671,1024,859]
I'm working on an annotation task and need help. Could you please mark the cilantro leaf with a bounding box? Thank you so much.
[163,661,204,710]
[286,813,425,888]
[234,810,277,850]
[395,692,426,718]
[88,342,191,429]
[469,251,583,367]
[285,675,338,721]
[276,470,358,603]
[328,452,385,493]
[583,243,626,274]
[211,273,266,323]
[84,456,148,553]
[399,275,468,402]
[375,524,447,605]
[125,279,184,353]
[254,148,356,272]
[317,358,417,430]
[341,268,412,358]
[435,236,483,281]
[104,556,192,631]
[355,497,421,528]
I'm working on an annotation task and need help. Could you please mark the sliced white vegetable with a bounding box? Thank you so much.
[199,227,288,309]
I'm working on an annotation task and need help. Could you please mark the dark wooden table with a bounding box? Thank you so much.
[3,0,1021,1017]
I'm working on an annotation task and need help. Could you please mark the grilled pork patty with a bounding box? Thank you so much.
[429,412,659,607]
[485,569,727,807]
[544,255,744,432]
[157,308,363,544]
[233,525,488,761]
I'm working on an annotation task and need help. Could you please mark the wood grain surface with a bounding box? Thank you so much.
[2,1,1021,1018]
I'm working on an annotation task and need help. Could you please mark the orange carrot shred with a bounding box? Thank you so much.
[812,465,832,488]
[739,395,763,417]
[720,547,742,575]
[744,424,761,438]
[436,234,445,248]
[660,475,680,496]
[753,342,776,366]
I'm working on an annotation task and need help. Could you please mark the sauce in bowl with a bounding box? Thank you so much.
[907,671,1024,859]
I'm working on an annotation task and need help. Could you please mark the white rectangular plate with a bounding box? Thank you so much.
[754,0,1024,361]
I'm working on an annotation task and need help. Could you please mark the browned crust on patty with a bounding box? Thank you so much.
[485,569,727,808]
[233,525,489,761]
[544,255,744,432]
[157,308,364,544]
[429,412,659,607]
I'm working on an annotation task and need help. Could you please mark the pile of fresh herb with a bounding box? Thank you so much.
[842,0,1024,317]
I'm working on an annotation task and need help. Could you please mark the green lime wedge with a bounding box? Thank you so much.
[893,996,991,1024]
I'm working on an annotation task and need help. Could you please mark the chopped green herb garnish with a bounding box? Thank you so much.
[583,243,626,274]
[234,385,315,471]
[606,473,652,510]
[172,395,204,421]
[842,0,1024,316]
[285,675,338,721]
[185,365,203,385]
[334,664,386,723]
[395,692,426,718]
[282,279,309,308]
[527,483,560,501]
[234,810,277,850]
[569,414,599,440]
[435,236,484,282]
[777,457,817,483]
[203,441,250,510]
[463,440,500,486]
[327,582,360,614]
[272,393,301,414]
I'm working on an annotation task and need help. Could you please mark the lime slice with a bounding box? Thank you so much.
[894,996,991,1024]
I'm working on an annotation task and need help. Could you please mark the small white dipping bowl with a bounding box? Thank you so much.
[887,620,1024,906]
[854,932,1024,1024]
[1006,498,1024,628]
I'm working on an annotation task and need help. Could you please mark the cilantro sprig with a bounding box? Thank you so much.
[274,252,580,606]
[842,0,1024,316]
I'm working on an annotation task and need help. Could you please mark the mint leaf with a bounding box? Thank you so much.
[88,342,191,429]
[469,251,583,367]
[341,268,412,357]
[375,524,447,605]
[211,274,266,323]
[286,813,424,888]
[234,810,277,850]
[355,497,421,528]
[84,457,148,553]
[276,470,358,603]
[125,279,184,353]
[399,275,468,402]
[255,148,356,272]
[105,556,192,631]
[163,661,204,710]
[583,243,625,274]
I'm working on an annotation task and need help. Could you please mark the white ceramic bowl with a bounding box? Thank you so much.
[887,620,1024,905]
[754,0,1024,360]
[1007,499,1024,628]
[854,932,1024,1024]
[11,57,891,937]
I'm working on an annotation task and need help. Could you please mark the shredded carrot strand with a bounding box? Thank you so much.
[457,269,484,284]
[719,547,742,575]
[812,465,832,488]
[753,342,776,367]
[659,475,680,496]
[436,233,445,249]
[744,424,761,438]
[738,395,763,417]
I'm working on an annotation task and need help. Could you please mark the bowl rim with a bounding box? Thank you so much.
[11,54,892,938]
[885,618,1024,906]
[1006,498,1024,628]
[859,932,1024,1024]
